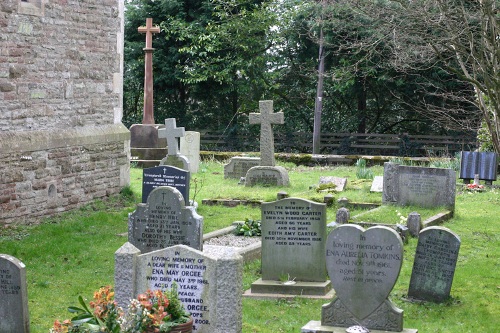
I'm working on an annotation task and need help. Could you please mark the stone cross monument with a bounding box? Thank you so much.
[249,100,284,166]
[158,118,190,170]
[138,18,160,125]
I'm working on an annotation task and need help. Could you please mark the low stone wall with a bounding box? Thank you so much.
[0,124,130,225]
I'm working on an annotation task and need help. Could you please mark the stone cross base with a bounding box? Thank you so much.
[301,322,418,333]
[244,166,289,186]
[247,278,333,298]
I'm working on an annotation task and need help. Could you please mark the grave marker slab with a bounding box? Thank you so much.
[245,166,289,187]
[180,131,200,173]
[158,118,190,170]
[115,244,243,333]
[370,176,384,192]
[0,254,29,333]
[319,176,347,192]
[142,165,190,204]
[224,157,261,179]
[129,187,203,253]
[382,162,456,210]
[408,226,460,302]
[249,198,330,296]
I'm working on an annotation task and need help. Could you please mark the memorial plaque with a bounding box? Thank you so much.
[478,152,498,181]
[224,157,261,179]
[0,254,29,333]
[326,225,403,320]
[129,187,203,253]
[460,151,498,182]
[459,151,480,180]
[261,198,326,281]
[408,226,461,302]
[142,165,190,204]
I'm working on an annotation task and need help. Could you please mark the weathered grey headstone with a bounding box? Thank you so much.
[382,162,456,210]
[245,166,290,187]
[129,187,203,253]
[0,254,29,333]
[224,157,261,179]
[158,118,190,171]
[460,151,498,183]
[301,225,417,332]
[335,207,350,224]
[142,165,190,204]
[245,100,289,186]
[250,198,330,296]
[406,212,422,237]
[180,131,200,173]
[408,226,461,302]
[370,176,384,192]
[115,244,242,333]
[319,176,347,192]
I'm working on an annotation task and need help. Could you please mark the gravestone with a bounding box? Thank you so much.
[408,226,461,302]
[158,118,190,171]
[382,162,456,210]
[0,254,29,333]
[406,212,422,237]
[302,225,417,333]
[245,100,289,186]
[335,207,350,224]
[249,198,331,296]
[319,176,347,192]
[224,157,261,179]
[115,244,242,333]
[370,175,384,192]
[129,187,203,253]
[180,131,201,173]
[142,165,190,204]
[460,151,498,184]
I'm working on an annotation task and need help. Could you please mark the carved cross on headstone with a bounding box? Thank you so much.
[249,100,284,166]
[158,118,185,156]
[138,18,161,125]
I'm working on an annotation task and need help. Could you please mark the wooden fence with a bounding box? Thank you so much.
[200,132,478,157]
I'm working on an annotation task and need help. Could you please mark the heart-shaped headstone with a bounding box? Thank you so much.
[326,224,403,320]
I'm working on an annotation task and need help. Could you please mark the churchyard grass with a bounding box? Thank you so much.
[1,161,499,332]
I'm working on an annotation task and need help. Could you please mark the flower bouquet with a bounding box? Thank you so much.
[465,183,485,192]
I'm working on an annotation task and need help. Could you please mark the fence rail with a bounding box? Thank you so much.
[200,132,478,157]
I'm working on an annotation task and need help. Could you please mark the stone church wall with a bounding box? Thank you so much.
[0,0,130,224]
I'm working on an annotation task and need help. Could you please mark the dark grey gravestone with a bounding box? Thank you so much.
[142,165,190,204]
[115,244,242,333]
[335,207,350,224]
[224,157,261,179]
[459,151,480,181]
[324,225,404,330]
[460,151,498,182]
[406,212,421,237]
[478,152,498,181]
[383,163,456,210]
[250,198,330,296]
[408,226,461,302]
[0,254,29,333]
[129,186,203,253]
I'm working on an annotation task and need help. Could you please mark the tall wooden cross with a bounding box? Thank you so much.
[158,118,185,156]
[249,100,284,166]
[138,18,160,125]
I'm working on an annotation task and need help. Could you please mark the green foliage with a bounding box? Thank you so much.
[234,218,262,237]
[477,120,494,152]
[355,158,374,180]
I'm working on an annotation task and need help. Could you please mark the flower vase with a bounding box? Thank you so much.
[169,317,193,333]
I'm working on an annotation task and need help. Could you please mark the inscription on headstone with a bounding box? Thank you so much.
[0,254,29,333]
[408,226,460,302]
[224,157,261,179]
[142,165,190,204]
[129,187,203,253]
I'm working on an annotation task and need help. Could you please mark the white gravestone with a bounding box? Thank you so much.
[158,118,190,171]
[180,131,200,173]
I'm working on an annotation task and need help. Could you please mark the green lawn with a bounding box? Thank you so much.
[1,161,499,332]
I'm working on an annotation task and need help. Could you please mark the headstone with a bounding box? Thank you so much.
[408,226,461,302]
[224,157,261,179]
[370,175,384,192]
[142,165,190,204]
[319,176,347,192]
[0,254,29,333]
[180,131,201,173]
[158,118,190,171]
[129,187,203,253]
[382,162,456,210]
[459,151,498,183]
[406,212,421,237]
[301,225,418,333]
[245,100,289,186]
[250,198,331,296]
[115,244,242,333]
[335,207,350,224]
